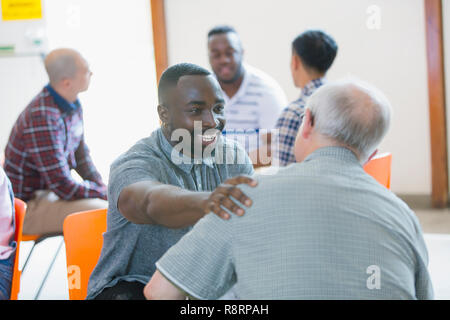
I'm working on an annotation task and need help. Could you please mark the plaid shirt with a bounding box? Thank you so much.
[3,85,106,202]
[274,78,325,166]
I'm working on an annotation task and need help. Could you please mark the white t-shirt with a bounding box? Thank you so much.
[0,167,14,260]
[222,64,287,152]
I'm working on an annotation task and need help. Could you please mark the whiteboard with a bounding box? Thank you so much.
[0,0,49,55]
[0,0,49,155]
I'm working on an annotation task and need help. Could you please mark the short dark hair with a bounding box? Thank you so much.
[158,63,211,104]
[292,30,338,74]
[207,25,237,38]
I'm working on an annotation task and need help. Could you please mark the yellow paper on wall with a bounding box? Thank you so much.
[1,0,42,20]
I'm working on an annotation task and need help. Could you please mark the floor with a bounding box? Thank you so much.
[16,207,450,300]
[414,208,450,299]
[18,236,68,300]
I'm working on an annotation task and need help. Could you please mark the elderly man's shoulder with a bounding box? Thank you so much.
[239,164,303,193]
[376,186,421,227]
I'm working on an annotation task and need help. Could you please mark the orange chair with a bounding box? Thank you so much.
[10,198,26,300]
[363,152,392,189]
[10,198,63,300]
[63,208,107,300]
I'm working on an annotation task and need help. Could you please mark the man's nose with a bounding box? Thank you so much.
[219,54,231,65]
[202,111,217,129]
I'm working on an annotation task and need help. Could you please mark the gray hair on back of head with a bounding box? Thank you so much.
[305,77,392,162]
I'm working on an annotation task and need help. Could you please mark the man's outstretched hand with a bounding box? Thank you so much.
[202,175,258,220]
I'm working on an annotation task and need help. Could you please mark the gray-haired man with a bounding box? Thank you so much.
[144,78,433,300]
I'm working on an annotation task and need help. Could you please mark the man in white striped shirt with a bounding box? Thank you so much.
[207,26,287,166]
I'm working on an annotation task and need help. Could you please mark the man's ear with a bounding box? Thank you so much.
[292,54,300,71]
[61,78,71,88]
[157,104,170,125]
[300,108,314,139]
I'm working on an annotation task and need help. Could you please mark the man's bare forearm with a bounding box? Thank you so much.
[146,185,210,228]
[118,181,210,228]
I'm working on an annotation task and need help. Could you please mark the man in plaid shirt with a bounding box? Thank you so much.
[275,30,338,166]
[3,48,107,235]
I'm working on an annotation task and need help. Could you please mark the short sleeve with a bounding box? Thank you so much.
[410,216,434,300]
[415,255,434,300]
[108,141,165,213]
[155,213,236,299]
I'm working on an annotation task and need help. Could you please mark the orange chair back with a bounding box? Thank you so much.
[63,208,107,300]
[363,153,392,189]
[11,198,27,300]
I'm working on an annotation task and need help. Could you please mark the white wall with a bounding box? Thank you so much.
[0,0,159,183]
[0,2,49,162]
[0,55,47,158]
[165,0,431,194]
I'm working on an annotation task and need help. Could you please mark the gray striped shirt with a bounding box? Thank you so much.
[222,64,287,152]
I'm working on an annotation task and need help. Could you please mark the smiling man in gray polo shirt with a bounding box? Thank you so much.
[86,63,256,300]
[144,78,433,300]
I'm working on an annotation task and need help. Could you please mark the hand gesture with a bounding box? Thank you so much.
[203,175,258,220]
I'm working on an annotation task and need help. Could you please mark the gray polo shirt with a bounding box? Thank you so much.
[156,147,434,299]
[86,128,254,299]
